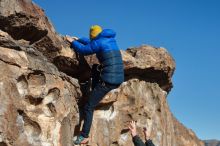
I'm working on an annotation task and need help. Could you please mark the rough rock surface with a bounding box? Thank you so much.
[0,0,72,62]
[0,0,205,146]
[77,45,176,92]
[122,46,175,92]
[0,0,92,82]
[88,79,203,146]
[0,30,81,146]
[0,0,175,91]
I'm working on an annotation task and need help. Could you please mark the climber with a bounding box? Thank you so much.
[128,120,155,146]
[66,25,124,145]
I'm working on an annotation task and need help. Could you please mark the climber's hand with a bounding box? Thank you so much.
[65,35,78,43]
[72,36,79,40]
[128,120,137,137]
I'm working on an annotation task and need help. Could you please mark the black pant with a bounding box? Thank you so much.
[81,64,119,138]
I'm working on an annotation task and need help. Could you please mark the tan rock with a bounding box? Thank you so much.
[89,79,204,146]
[0,0,68,61]
[0,46,29,69]
[122,45,175,92]
[84,46,175,92]
[0,46,81,146]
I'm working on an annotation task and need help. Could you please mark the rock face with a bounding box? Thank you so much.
[90,79,203,146]
[0,0,205,146]
[204,140,220,146]
[0,31,81,146]
[122,46,175,92]
[0,0,73,62]
[79,46,176,92]
[0,0,92,83]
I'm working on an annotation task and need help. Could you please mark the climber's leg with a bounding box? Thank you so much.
[74,82,119,144]
[81,82,113,137]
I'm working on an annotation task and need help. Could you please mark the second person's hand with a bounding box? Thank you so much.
[143,127,149,141]
[128,121,137,137]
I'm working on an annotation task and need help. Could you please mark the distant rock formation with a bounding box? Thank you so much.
[204,140,220,146]
[0,0,205,146]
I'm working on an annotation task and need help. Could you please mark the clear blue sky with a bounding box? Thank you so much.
[33,0,220,140]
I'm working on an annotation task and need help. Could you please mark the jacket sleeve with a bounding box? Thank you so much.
[145,139,155,146]
[132,135,146,146]
[77,37,90,45]
[71,40,99,55]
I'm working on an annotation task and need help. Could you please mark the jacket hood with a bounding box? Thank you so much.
[97,29,116,39]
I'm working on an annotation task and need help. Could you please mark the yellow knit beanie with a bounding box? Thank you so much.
[90,25,102,39]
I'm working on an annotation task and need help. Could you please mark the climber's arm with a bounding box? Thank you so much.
[71,39,100,55]
[65,35,92,55]
[71,41,93,55]
[77,37,90,45]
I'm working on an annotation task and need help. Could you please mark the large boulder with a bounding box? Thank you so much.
[122,46,175,92]
[84,46,175,92]
[0,31,81,146]
[0,0,205,146]
[0,0,91,81]
[0,0,71,62]
[87,79,203,146]
[0,0,175,91]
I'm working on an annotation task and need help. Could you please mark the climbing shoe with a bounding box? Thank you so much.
[74,135,89,145]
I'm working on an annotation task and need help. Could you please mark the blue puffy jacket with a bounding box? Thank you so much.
[71,29,124,85]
